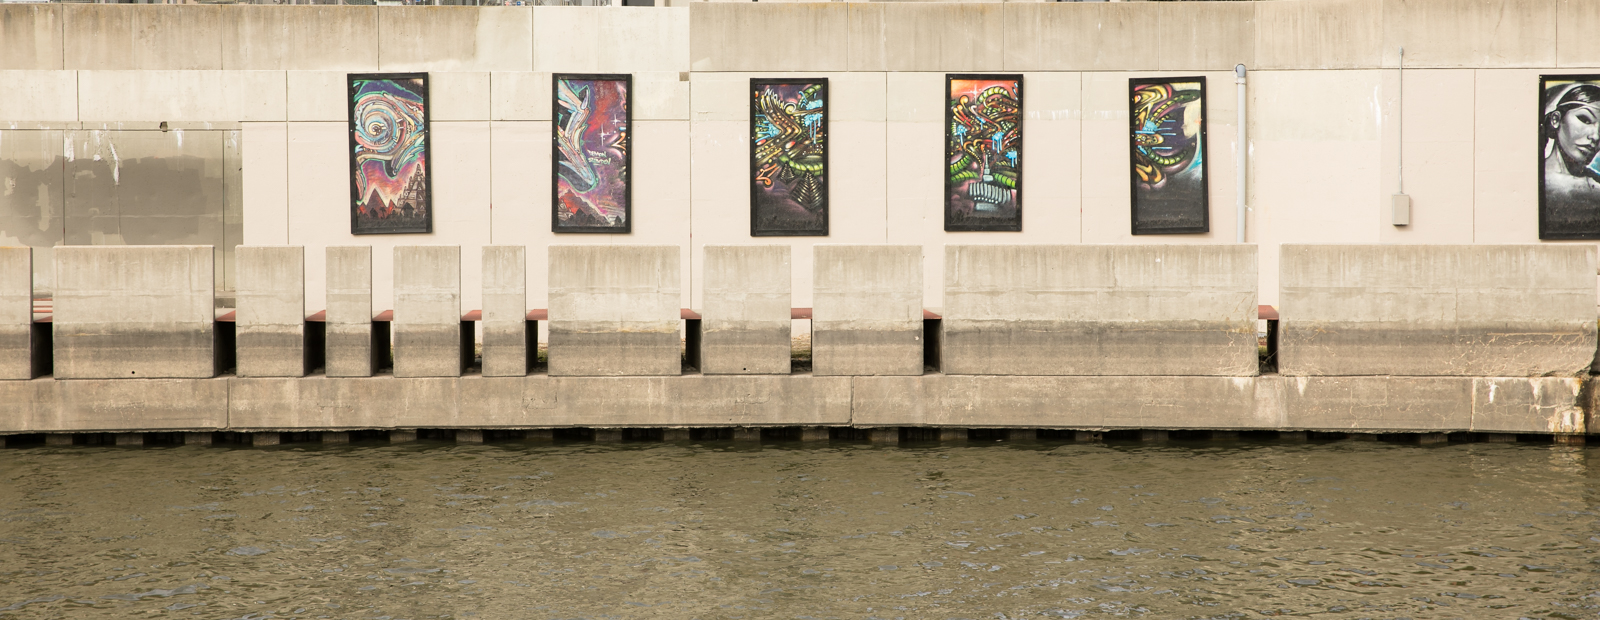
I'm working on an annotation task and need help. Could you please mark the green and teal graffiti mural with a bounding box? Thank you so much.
[945,75,1023,232]
[1130,77,1208,235]
[750,78,828,237]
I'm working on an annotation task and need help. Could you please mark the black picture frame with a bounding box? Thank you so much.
[348,72,432,235]
[1538,73,1600,240]
[750,77,829,237]
[552,73,633,234]
[944,73,1024,232]
[1129,75,1209,235]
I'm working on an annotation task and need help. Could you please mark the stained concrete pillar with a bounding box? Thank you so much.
[321,432,349,444]
[869,427,899,443]
[938,428,967,442]
[456,429,484,443]
[390,430,417,443]
[801,427,829,442]
[702,245,790,374]
[732,427,761,442]
[548,245,681,376]
[812,245,923,376]
[251,432,280,446]
[0,247,33,380]
[54,246,215,379]
[236,246,306,377]
[482,246,527,377]
[326,247,373,377]
[184,433,212,446]
[394,246,461,378]
[664,428,692,441]
[115,433,142,446]
[45,433,72,446]
[942,245,1258,376]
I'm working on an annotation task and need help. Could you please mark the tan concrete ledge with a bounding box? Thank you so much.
[0,373,1586,435]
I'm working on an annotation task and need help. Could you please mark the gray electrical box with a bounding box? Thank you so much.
[1392,194,1411,226]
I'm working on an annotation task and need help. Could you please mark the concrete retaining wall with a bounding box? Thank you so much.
[942,244,1258,376]
[52,246,215,379]
[1279,245,1598,377]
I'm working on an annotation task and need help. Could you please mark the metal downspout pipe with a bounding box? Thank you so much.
[1235,64,1247,243]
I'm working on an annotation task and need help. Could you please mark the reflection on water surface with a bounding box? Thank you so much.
[1,438,1597,618]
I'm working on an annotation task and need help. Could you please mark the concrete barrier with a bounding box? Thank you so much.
[325,246,373,377]
[393,246,461,378]
[813,245,923,376]
[481,245,527,377]
[548,245,681,376]
[0,248,33,380]
[701,245,790,375]
[235,245,305,377]
[53,246,215,379]
[942,244,1258,376]
[1279,245,1597,377]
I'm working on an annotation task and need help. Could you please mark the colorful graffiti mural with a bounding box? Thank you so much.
[1539,75,1600,239]
[553,74,632,233]
[945,75,1023,232]
[348,73,431,235]
[750,79,828,236]
[1129,77,1208,234]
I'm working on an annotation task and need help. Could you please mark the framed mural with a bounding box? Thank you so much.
[945,74,1023,232]
[1539,75,1600,239]
[1129,76,1208,235]
[553,73,632,233]
[750,78,828,236]
[348,73,432,235]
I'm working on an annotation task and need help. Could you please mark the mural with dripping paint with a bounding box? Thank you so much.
[945,75,1023,232]
[553,74,632,233]
[1129,76,1208,235]
[750,78,828,237]
[348,73,431,235]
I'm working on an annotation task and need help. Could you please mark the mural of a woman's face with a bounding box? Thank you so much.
[1554,104,1600,168]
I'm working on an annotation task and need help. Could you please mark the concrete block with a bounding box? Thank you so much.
[0,378,227,432]
[457,374,852,428]
[942,245,1258,376]
[429,72,491,121]
[78,70,287,123]
[701,245,790,375]
[53,246,215,379]
[846,3,1004,72]
[0,71,78,123]
[1471,377,1584,434]
[0,248,32,380]
[1381,0,1555,68]
[376,6,532,72]
[287,71,347,121]
[547,245,681,377]
[481,246,527,377]
[490,72,550,121]
[1003,3,1158,71]
[1278,245,1597,377]
[222,6,379,71]
[851,375,1263,429]
[532,7,689,73]
[812,245,923,376]
[63,5,223,70]
[1254,0,1381,70]
[228,375,458,429]
[393,246,461,378]
[325,246,373,378]
[1265,375,1473,432]
[1558,0,1600,67]
[0,5,63,70]
[1156,1,1256,71]
[689,3,848,72]
[236,246,305,378]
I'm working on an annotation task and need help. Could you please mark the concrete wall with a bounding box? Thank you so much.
[5,2,1599,312]
[701,245,790,375]
[52,245,215,379]
[812,245,923,376]
[547,245,681,376]
[942,244,1258,376]
[236,245,305,377]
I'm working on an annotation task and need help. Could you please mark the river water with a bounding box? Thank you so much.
[1,437,1597,619]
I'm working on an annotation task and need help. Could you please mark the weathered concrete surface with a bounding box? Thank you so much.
[1279,245,1597,377]
[701,245,790,375]
[689,3,847,72]
[845,3,1004,72]
[325,246,372,378]
[813,245,923,377]
[0,247,32,380]
[1471,377,1584,434]
[393,246,461,378]
[851,374,1263,429]
[229,374,850,429]
[236,245,305,378]
[53,246,215,379]
[942,245,1257,376]
[548,245,681,377]
[1261,375,1473,432]
[0,377,227,432]
[481,245,527,377]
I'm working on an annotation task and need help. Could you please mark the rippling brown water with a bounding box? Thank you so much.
[1,437,1597,619]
